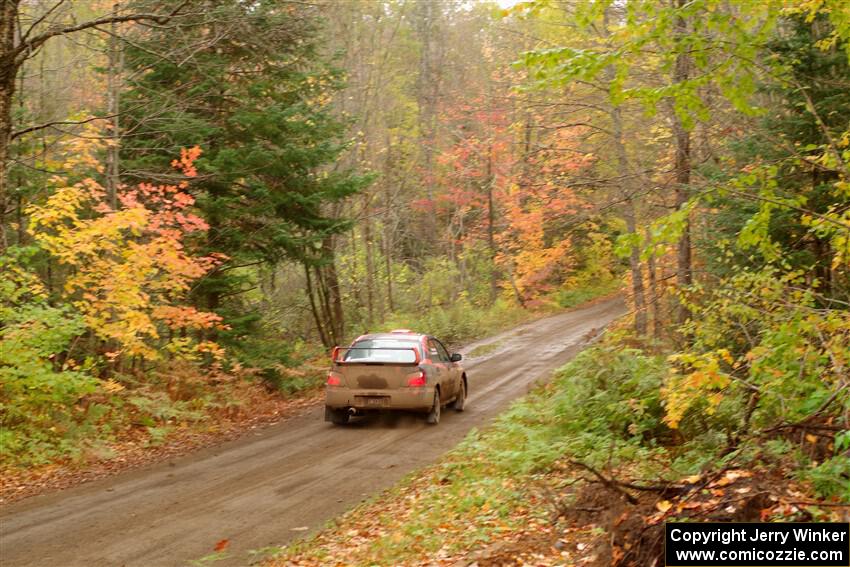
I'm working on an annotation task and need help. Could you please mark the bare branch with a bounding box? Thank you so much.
[709,186,850,232]
[12,1,191,68]
[11,114,118,140]
[20,0,68,43]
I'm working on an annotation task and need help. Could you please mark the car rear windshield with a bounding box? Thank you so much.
[343,339,421,363]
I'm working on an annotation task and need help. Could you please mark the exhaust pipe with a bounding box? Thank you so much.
[348,407,357,415]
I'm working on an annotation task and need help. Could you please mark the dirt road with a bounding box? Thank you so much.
[0,297,625,567]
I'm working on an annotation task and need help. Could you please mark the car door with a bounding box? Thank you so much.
[432,338,457,400]
[427,338,453,401]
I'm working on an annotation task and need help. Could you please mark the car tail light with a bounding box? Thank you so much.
[326,372,341,386]
[407,370,426,387]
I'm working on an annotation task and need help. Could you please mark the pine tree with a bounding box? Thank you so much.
[120,0,368,342]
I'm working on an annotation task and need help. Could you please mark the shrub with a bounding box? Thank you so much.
[0,249,102,464]
[455,344,668,477]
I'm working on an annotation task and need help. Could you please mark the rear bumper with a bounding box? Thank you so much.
[325,386,435,412]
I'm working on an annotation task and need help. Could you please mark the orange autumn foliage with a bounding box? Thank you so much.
[498,126,594,300]
[27,139,225,362]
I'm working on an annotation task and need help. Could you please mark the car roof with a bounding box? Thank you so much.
[354,332,427,342]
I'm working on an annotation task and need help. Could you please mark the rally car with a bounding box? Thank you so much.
[324,330,467,425]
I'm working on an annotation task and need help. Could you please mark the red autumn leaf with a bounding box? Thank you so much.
[214,539,230,552]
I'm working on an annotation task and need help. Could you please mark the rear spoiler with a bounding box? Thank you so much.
[332,346,421,365]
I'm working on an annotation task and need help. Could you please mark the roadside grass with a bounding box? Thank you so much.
[553,279,621,309]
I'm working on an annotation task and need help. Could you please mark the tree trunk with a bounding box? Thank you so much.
[313,265,337,345]
[415,0,441,241]
[623,199,647,335]
[13,39,26,247]
[363,199,375,326]
[205,200,222,318]
[105,3,122,209]
[304,263,330,347]
[0,0,21,252]
[320,236,345,345]
[486,141,498,305]
[384,226,394,312]
[349,225,364,315]
[600,5,647,335]
[506,260,526,308]
[646,227,661,340]
[673,0,693,324]
[610,101,647,335]
[382,135,395,313]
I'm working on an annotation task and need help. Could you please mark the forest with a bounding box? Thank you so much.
[0,0,848,562]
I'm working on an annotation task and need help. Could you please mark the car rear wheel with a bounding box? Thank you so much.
[328,407,350,425]
[449,380,466,412]
[426,391,441,425]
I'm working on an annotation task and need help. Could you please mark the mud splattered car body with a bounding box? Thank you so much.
[324,330,467,425]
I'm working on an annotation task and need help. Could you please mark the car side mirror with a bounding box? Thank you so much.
[450,353,462,362]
